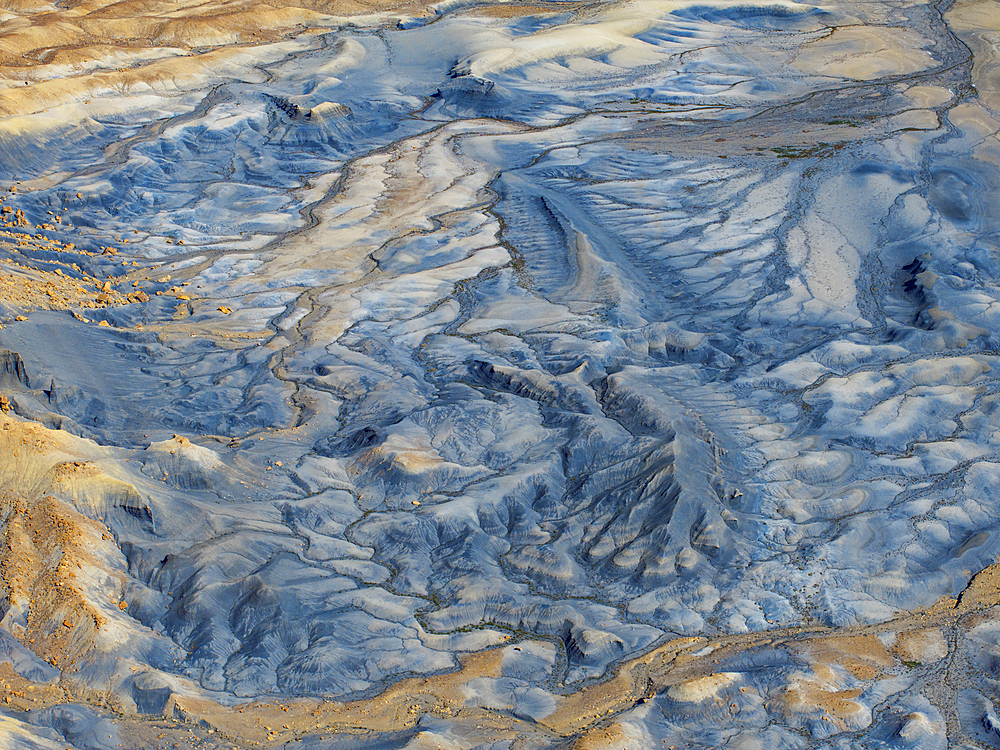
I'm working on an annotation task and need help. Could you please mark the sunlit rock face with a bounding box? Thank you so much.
[2,0,1000,747]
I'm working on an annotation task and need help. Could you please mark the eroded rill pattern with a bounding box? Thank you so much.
[2,0,1000,747]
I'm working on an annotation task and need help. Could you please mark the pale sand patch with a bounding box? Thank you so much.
[892,627,948,664]
[946,0,1000,114]
[948,101,1000,170]
[791,26,938,80]
[666,672,740,702]
[885,109,940,131]
[902,84,954,109]
[793,635,894,681]
[463,3,567,17]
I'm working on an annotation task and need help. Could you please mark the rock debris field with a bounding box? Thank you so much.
[1,0,1000,747]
